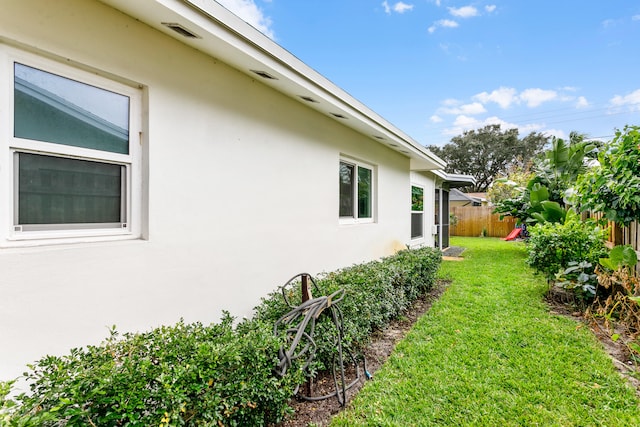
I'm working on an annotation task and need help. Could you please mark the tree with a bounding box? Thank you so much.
[486,163,534,206]
[427,124,549,192]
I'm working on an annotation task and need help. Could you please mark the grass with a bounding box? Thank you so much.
[331,237,640,426]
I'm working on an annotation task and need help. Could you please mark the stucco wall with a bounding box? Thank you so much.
[0,0,428,383]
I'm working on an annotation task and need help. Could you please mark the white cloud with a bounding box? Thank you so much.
[441,115,490,136]
[383,1,414,14]
[430,115,444,123]
[576,96,589,108]
[633,15,640,21]
[443,115,546,137]
[439,102,487,115]
[473,87,518,109]
[428,19,459,33]
[484,116,542,133]
[519,88,558,107]
[485,5,497,13]
[602,18,616,28]
[448,6,479,18]
[452,114,481,129]
[440,20,459,27]
[610,89,640,112]
[216,0,274,38]
[394,2,414,13]
[472,86,560,109]
[541,128,567,140]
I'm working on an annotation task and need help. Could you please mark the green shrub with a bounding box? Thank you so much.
[1,247,441,426]
[255,247,442,371]
[1,315,304,427]
[526,214,606,284]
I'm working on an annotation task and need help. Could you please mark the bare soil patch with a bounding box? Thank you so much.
[275,280,449,427]
[546,287,640,393]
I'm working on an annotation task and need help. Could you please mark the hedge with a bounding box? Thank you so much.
[1,246,441,426]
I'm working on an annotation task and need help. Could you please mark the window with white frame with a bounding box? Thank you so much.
[339,158,374,222]
[1,47,142,244]
[411,185,424,239]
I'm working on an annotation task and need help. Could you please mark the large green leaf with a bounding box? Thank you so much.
[540,200,566,223]
[530,212,547,224]
[529,183,549,207]
[546,138,569,170]
[599,245,638,270]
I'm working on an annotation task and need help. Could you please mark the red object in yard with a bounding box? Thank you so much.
[503,228,522,241]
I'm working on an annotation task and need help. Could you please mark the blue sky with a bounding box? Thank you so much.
[217,0,640,147]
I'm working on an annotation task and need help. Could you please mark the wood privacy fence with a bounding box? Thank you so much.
[450,206,640,249]
[607,221,640,251]
[586,212,640,251]
[450,206,517,238]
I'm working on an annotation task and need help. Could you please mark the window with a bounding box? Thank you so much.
[339,159,374,222]
[2,48,142,244]
[411,185,424,239]
[15,153,125,230]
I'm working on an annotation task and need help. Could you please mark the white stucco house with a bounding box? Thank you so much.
[0,0,465,383]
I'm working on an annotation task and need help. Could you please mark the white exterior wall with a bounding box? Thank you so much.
[410,171,437,249]
[0,0,433,382]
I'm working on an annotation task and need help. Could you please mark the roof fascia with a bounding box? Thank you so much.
[98,0,445,170]
[432,170,476,187]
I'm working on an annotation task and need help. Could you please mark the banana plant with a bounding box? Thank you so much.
[526,182,567,224]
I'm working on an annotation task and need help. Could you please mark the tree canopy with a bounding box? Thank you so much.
[427,124,549,192]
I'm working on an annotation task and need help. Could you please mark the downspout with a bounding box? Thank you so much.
[438,187,443,250]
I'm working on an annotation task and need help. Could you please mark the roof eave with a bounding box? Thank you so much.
[433,170,476,188]
[98,0,444,170]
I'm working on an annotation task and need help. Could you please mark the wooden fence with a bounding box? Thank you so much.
[586,212,640,250]
[450,206,517,238]
[607,220,640,250]
[450,206,640,250]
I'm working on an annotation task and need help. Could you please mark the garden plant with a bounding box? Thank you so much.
[0,246,441,426]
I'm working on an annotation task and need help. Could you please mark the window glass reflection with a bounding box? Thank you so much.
[14,63,130,154]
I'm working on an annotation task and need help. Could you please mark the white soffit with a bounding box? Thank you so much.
[433,170,476,187]
[98,0,445,171]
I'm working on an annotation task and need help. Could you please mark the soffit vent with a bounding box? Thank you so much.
[299,95,319,103]
[251,70,278,80]
[331,113,348,119]
[373,135,385,140]
[162,22,202,39]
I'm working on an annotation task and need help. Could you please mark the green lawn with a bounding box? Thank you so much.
[331,237,640,426]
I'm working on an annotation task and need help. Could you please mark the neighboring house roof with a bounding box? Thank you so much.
[467,192,487,200]
[450,188,484,205]
[99,0,445,171]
